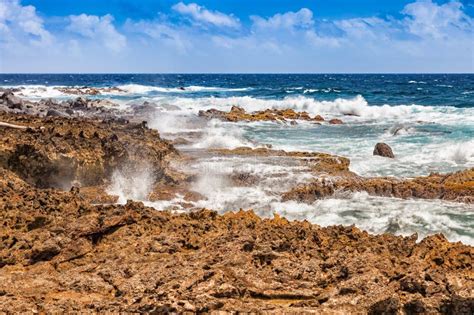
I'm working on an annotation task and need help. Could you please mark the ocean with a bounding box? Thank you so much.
[1,73,473,244]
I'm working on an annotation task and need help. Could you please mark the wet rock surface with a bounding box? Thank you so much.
[199,106,340,123]
[0,168,472,313]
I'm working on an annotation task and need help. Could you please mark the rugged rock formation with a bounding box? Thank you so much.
[199,106,331,123]
[0,112,180,189]
[283,168,474,203]
[0,168,472,313]
[374,142,395,158]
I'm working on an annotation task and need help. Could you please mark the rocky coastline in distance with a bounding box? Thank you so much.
[0,88,473,313]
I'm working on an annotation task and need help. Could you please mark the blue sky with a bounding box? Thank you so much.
[1,0,473,72]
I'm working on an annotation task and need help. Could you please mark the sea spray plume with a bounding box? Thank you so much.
[147,108,206,134]
[192,119,255,149]
[449,141,474,164]
[191,154,280,212]
[108,162,155,204]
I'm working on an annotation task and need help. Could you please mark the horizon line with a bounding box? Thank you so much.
[1,72,473,75]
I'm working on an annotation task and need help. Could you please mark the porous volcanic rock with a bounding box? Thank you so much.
[374,142,395,158]
[283,168,474,203]
[198,106,326,123]
[0,168,472,313]
[0,112,180,189]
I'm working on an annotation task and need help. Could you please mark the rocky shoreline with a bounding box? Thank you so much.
[0,90,473,313]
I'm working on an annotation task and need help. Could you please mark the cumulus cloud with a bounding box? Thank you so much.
[172,2,240,28]
[402,0,473,39]
[1,0,473,72]
[67,14,126,52]
[0,0,53,46]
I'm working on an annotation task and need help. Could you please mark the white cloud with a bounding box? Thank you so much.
[0,0,53,46]
[67,14,126,52]
[251,8,314,31]
[335,17,395,40]
[1,0,473,72]
[172,2,240,28]
[402,0,473,39]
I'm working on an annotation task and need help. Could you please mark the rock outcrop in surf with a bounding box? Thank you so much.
[198,106,343,124]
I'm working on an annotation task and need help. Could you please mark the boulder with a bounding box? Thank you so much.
[329,118,343,125]
[1,90,23,109]
[373,142,395,158]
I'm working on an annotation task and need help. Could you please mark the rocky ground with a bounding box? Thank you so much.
[0,168,473,313]
[0,90,473,313]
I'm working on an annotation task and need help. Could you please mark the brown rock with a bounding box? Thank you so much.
[374,142,395,158]
[0,168,472,313]
[0,112,180,189]
[199,107,335,123]
[283,168,474,203]
[329,118,343,125]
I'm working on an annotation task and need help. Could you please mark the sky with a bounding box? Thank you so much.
[0,0,473,73]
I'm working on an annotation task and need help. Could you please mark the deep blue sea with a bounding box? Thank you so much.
[2,74,473,244]
[2,73,473,107]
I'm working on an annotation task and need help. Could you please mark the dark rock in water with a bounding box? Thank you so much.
[329,118,343,125]
[373,142,395,158]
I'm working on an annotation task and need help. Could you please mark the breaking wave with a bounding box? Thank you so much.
[157,95,473,124]
[117,84,250,94]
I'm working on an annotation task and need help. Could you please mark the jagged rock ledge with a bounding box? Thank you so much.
[199,106,343,124]
[283,168,474,204]
[0,168,472,313]
[0,112,182,190]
